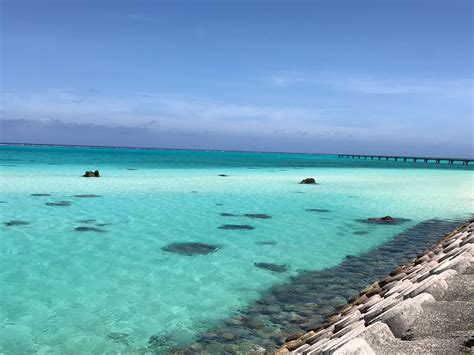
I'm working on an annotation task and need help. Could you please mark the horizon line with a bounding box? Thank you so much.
[1,141,473,161]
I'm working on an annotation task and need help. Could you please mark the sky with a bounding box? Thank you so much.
[0,0,473,157]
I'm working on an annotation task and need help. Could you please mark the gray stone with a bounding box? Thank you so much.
[409,275,448,300]
[385,281,413,297]
[319,324,366,354]
[460,233,473,246]
[359,295,382,313]
[372,299,423,337]
[333,311,362,332]
[358,322,395,348]
[333,320,366,339]
[332,338,375,355]
[364,293,402,323]
[305,337,332,354]
[431,254,471,275]
[411,292,436,308]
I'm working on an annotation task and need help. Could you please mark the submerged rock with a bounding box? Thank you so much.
[255,240,277,245]
[218,224,255,230]
[74,194,101,198]
[30,193,51,197]
[220,213,238,217]
[46,201,71,207]
[300,178,317,184]
[243,214,272,219]
[254,262,288,273]
[4,220,30,227]
[83,170,100,177]
[306,208,330,213]
[359,216,411,225]
[161,242,220,256]
[74,226,106,232]
[218,174,229,177]
[107,332,130,345]
[353,231,369,235]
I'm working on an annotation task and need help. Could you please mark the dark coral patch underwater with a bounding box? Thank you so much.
[46,201,71,207]
[74,226,106,233]
[30,193,51,197]
[220,213,238,217]
[358,216,411,225]
[254,263,288,273]
[255,240,277,245]
[244,214,271,219]
[161,242,220,256]
[4,220,30,226]
[218,225,255,230]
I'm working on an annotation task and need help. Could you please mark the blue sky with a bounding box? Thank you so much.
[1,0,472,156]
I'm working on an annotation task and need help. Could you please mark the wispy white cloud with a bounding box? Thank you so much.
[0,89,471,151]
[0,90,324,131]
[266,71,473,97]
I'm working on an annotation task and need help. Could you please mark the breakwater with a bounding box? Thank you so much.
[167,218,470,353]
[277,220,473,354]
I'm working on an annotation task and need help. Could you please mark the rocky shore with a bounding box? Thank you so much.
[277,221,474,354]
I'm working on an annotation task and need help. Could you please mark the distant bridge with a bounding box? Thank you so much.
[337,154,472,165]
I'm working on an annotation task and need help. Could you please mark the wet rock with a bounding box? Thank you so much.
[218,174,229,177]
[4,220,30,226]
[30,193,51,197]
[353,231,369,235]
[359,216,410,225]
[244,214,272,219]
[285,332,305,342]
[74,226,106,233]
[220,213,238,217]
[254,262,288,273]
[46,201,71,207]
[306,209,330,213]
[83,170,100,177]
[218,224,255,230]
[74,194,101,198]
[161,242,220,256]
[300,178,317,184]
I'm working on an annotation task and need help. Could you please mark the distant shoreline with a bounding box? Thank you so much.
[0,141,334,156]
[1,142,473,161]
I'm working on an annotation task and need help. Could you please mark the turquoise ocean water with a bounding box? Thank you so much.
[0,145,473,353]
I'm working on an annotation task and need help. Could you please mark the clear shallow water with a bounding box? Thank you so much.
[0,145,473,353]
